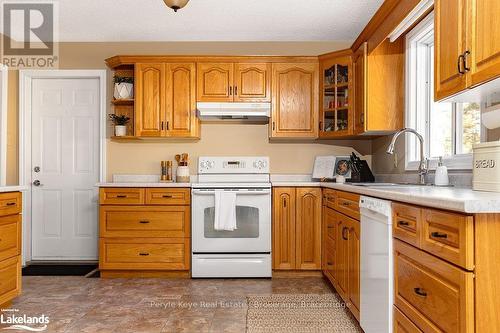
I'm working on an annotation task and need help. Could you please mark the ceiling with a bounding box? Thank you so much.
[55,0,383,42]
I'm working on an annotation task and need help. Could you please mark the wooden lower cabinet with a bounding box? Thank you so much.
[394,306,423,333]
[0,192,22,307]
[272,187,321,270]
[321,190,360,321]
[99,187,190,278]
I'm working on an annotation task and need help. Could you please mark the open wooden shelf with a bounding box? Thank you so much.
[110,136,141,141]
[111,99,134,105]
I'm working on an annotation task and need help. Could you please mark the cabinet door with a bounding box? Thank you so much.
[196,63,233,102]
[347,217,360,320]
[271,63,319,138]
[335,213,349,300]
[272,188,296,270]
[468,0,500,86]
[135,63,166,137]
[435,0,468,101]
[165,63,199,138]
[234,63,271,102]
[322,206,337,283]
[353,43,367,135]
[295,188,322,270]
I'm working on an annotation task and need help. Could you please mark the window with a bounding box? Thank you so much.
[405,13,482,170]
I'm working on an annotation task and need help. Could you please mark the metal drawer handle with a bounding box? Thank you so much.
[414,287,427,297]
[5,202,16,206]
[341,202,351,206]
[139,221,150,224]
[431,232,448,239]
[327,261,333,266]
[342,227,348,240]
[139,252,150,256]
[162,195,173,198]
[116,195,127,198]
[327,225,334,229]
[398,221,409,226]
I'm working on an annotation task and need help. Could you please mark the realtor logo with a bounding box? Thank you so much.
[1,1,59,68]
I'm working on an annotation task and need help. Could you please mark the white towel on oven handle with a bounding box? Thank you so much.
[214,190,237,231]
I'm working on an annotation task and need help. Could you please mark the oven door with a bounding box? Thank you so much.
[192,188,271,253]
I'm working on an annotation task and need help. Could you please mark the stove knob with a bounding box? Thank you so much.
[200,161,207,169]
[207,161,215,168]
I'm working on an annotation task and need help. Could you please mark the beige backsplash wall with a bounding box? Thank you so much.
[107,125,372,180]
[5,40,371,184]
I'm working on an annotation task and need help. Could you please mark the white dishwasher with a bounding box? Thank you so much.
[359,196,393,333]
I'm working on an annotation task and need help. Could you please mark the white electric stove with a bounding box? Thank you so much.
[191,156,272,278]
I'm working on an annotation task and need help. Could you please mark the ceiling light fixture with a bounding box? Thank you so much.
[163,0,189,12]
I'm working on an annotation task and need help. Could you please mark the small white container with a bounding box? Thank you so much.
[176,166,190,183]
[114,125,127,136]
[434,156,449,186]
[113,82,133,100]
[473,141,500,192]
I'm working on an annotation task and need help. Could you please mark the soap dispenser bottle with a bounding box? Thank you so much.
[434,156,449,186]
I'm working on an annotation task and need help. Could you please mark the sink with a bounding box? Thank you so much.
[350,182,444,188]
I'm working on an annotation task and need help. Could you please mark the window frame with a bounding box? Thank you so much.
[404,12,484,171]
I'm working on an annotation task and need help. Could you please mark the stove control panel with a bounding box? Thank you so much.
[198,156,270,174]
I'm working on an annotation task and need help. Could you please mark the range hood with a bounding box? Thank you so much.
[197,102,270,123]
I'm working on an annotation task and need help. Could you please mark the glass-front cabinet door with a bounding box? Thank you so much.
[319,51,353,137]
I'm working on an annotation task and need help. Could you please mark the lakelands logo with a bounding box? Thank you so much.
[1,1,59,68]
[0,310,49,332]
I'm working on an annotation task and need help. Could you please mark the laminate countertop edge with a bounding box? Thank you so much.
[95,182,500,214]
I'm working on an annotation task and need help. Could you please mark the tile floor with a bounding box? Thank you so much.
[1,276,355,333]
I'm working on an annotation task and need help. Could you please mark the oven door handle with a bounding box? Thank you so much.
[192,189,271,195]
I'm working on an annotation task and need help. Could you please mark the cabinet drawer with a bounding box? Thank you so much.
[0,256,21,306]
[393,203,421,248]
[0,215,21,262]
[335,191,360,220]
[99,238,189,270]
[99,188,144,205]
[0,192,21,217]
[322,189,336,209]
[421,209,474,270]
[394,240,474,333]
[100,206,190,238]
[394,306,423,333]
[145,188,190,205]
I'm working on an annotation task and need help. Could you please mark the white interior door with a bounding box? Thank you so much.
[31,78,100,260]
[0,65,7,186]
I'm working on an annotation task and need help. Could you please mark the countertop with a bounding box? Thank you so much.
[0,186,27,193]
[97,175,500,214]
[96,182,191,188]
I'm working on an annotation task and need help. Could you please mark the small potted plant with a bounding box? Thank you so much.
[109,114,130,137]
[113,75,134,100]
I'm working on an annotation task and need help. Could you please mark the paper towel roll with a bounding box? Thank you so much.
[482,104,500,130]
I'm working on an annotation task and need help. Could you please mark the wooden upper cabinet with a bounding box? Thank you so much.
[469,0,500,86]
[435,0,468,101]
[234,63,271,102]
[435,0,500,100]
[165,63,199,138]
[272,188,296,270]
[353,43,367,135]
[196,63,233,102]
[135,63,166,137]
[295,188,322,270]
[319,50,354,138]
[271,63,319,138]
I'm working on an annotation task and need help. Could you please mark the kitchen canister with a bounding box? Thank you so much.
[176,165,190,183]
[472,141,500,192]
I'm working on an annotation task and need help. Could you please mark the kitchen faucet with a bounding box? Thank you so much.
[386,128,429,185]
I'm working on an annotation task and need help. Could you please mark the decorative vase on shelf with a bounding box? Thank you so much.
[114,125,127,137]
[113,82,133,100]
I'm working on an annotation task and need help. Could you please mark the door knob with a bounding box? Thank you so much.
[33,180,42,186]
